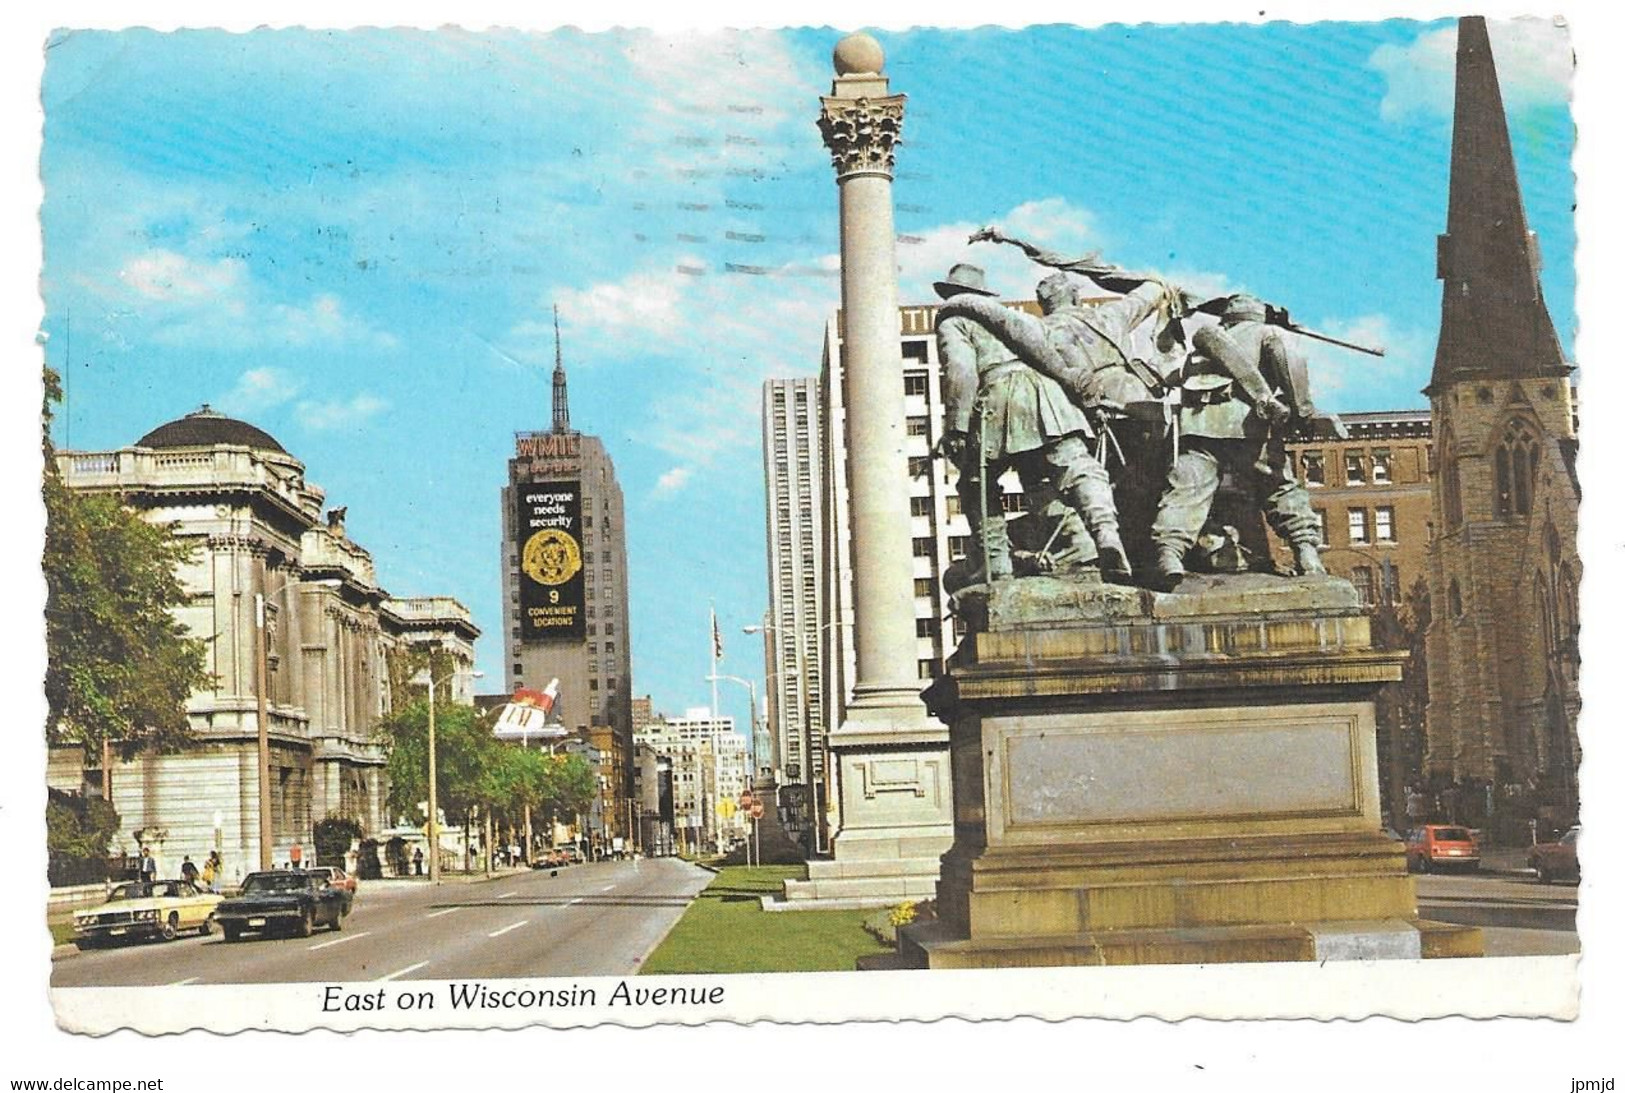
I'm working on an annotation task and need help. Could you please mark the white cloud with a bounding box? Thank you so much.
[653,466,693,497]
[271,294,399,350]
[217,367,301,416]
[553,270,688,347]
[1370,19,1573,123]
[620,30,817,142]
[1294,313,1431,411]
[117,249,247,304]
[295,393,389,431]
[896,197,1105,303]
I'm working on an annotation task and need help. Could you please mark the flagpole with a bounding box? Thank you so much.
[710,605,721,855]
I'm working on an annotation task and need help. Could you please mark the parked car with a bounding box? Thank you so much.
[1405,824,1480,872]
[303,866,357,913]
[1528,826,1581,883]
[214,870,349,940]
[72,880,222,949]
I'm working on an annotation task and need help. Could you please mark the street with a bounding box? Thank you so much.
[52,857,712,988]
[1416,870,1580,957]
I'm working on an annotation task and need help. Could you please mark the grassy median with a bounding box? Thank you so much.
[640,865,888,975]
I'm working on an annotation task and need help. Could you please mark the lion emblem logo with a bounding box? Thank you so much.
[521,528,582,586]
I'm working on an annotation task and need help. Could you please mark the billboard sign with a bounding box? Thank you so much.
[516,480,586,641]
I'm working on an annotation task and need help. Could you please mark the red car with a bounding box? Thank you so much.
[1528,826,1580,883]
[304,866,357,913]
[1405,824,1480,873]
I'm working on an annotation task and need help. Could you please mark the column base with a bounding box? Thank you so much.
[780,703,953,906]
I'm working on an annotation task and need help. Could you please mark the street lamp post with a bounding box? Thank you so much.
[413,664,484,884]
[255,577,340,871]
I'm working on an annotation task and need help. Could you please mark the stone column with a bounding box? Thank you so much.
[785,33,952,905]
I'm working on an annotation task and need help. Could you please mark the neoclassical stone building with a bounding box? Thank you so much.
[1421,18,1580,831]
[49,407,478,883]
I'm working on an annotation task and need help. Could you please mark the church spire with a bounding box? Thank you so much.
[1428,16,1568,394]
[551,304,572,434]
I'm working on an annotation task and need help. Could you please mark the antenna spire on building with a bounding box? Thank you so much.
[1428,16,1569,394]
[552,304,572,434]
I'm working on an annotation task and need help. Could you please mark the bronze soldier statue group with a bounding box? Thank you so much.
[934,228,1369,594]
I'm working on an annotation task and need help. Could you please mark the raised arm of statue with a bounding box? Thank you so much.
[1089,280,1182,345]
[971,226,1174,298]
[970,226,1110,276]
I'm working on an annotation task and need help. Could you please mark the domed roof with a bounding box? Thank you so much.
[137,405,287,453]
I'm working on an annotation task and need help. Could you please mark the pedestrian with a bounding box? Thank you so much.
[139,846,158,887]
[180,855,199,886]
[200,855,216,891]
[413,847,424,876]
[289,840,303,870]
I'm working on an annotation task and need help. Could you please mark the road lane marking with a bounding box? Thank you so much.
[425,907,463,919]
[376,961,430,982]
[168,977,200,986]
[600,884,616,892]
[566,898,583,906]
[308,931,371,951]
[497,891,519,899]
[488,920,529,938]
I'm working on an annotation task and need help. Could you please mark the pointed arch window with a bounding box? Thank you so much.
[1494,418,1539,518]
[1439,430,1463,529]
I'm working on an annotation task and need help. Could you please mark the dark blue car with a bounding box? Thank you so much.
[214,870,348,940]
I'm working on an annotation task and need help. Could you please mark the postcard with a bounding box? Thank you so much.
[9,2,1620,1083]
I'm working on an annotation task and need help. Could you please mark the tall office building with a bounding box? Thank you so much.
[500,312,634,813]
[760,378,826,792]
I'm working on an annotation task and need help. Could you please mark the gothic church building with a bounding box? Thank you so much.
[1423,17,1580,833]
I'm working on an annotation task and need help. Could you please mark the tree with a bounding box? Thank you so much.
[378,691,601,862]
[379,699,492,828]
[42,367,210,759]
[47,788,122,886]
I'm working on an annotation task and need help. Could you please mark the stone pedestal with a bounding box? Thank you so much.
[899,573,1482,966]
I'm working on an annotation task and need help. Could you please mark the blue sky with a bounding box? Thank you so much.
[37,18,1577,725]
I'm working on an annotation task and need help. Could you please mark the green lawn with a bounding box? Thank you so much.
[640,865,889,975]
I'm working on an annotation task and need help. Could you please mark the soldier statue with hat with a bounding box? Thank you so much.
[1146,293,1341,589]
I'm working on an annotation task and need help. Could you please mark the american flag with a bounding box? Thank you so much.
[711,609,723,661]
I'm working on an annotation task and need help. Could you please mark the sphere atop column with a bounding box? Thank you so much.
[833,33,885,76]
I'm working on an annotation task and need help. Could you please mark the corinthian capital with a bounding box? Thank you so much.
[817,94,905,179]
